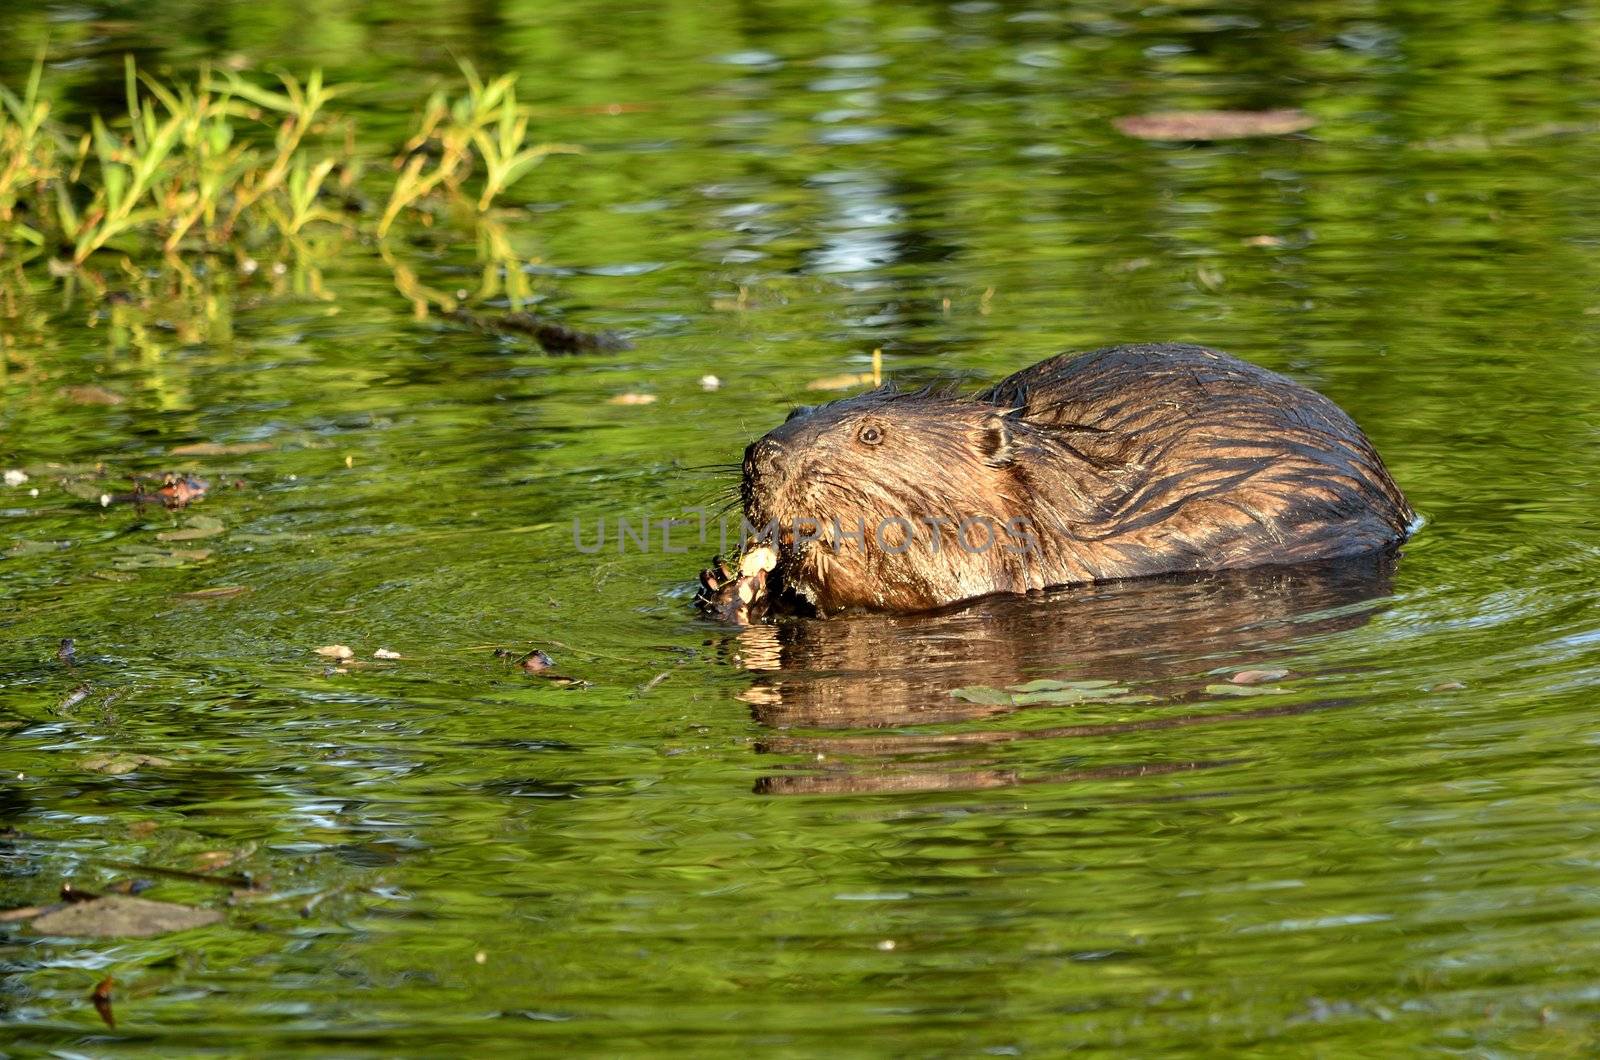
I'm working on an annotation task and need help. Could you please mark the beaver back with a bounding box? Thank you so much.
[979,343,1414,585]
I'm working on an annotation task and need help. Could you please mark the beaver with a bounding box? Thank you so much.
[740,342,1414,614]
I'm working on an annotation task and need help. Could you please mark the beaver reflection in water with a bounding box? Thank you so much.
[742,343,1414,613]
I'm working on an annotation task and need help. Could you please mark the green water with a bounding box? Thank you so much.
[4,1,1600,1054]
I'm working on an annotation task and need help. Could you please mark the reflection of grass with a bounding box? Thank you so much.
[0,52,575,292]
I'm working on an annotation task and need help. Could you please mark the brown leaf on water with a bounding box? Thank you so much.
[1114,109,1316,141]
[60,385,126,406]
[157,515,226,542]
[153,474,209,508]
[28,895,222,938]
[607,393,657,405]
[60,479,112,503]
[519,650,554,673]
[0,904,54,923]
[106,879,155,896]
[153,549,210,567]
[314,644,354,660]
[1230,668,1290,685]
[1413,120,1600,153]
[90,976,115,1029]
[169,441,275,456]
[177,585,251,601]
[81,753,174,775]
[113,545,213,570]
[8,538,66,557]
[193,851,236,872]
[539,674,591,689]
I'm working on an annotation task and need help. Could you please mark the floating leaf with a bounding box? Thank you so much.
[1013,689,1104,706]
[169,441,275,456]
[157,514,226,541]
[315,644,354,660]
[81,753,173,775]
[151,474,209,508]
[177,585,251,600]
[61,479,111,502]
[607,393,656,405]
[8,539,66,557]
[1204,683,1288,697]
[113,545,212,569]
[1230,668,1289,685]
[519,649,554,673]
[0,904,51,923]
[948,686,1014,706]
[27,895,222,938]
[1007,678,1129,705]
[90,976,115,1029]
[1006,679,1118,693]
[60,385,126,406]
[167,548,212,562]
[1114,109,1316,141]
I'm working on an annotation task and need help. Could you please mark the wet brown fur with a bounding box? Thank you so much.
[742,343,1415,613]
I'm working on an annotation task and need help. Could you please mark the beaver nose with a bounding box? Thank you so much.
[744,436,787,481]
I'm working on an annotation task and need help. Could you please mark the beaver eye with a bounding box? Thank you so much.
[857,424,884,446]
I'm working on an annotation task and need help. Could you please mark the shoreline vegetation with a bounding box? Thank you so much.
[0,52,620,352]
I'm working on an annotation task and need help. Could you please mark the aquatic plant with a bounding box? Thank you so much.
[380,61,579,237]
[0,54,573,271]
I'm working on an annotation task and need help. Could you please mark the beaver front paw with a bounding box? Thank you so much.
[695,543,778,624]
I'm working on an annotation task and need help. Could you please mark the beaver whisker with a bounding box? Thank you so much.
[676,462,744,474]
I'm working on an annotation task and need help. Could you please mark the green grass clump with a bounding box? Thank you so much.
[0,52,576,273]
[383,64,579,237]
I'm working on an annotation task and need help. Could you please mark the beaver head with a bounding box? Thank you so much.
[741,387,1041,612]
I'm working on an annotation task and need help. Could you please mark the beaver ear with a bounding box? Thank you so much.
[981,410,1019,467]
